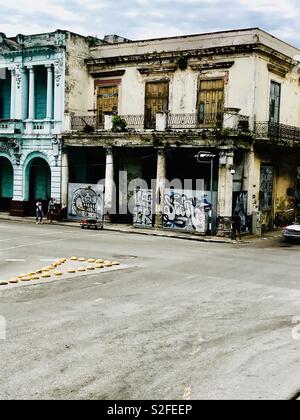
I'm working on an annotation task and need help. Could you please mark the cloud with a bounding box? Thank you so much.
[0,0,299,48]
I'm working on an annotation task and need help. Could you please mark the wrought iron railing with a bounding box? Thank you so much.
[167,112,223,129]
[121,114,145,130]
[255,122,300,143]
[70,115,98,132]
[167,113,197,129]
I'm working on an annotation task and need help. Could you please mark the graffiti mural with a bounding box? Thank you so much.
[233,191,248,232]
[133,189,153,227]
[163,189,212,233]
[68,183,104,221]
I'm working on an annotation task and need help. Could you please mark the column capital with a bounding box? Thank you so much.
[45,64,53,70]
[27,65,35,72]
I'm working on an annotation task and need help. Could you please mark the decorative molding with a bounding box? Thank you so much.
[190,61,235,71]
[267,63,290,78]
[0,138,22,165]
[53,58,63,86]
[138,65,177,75]
[90,70,125,78]
[15,64,22,89]
[51,135,61,166]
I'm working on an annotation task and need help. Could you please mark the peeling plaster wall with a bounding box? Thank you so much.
[274,153,298,214]
[65,34,94,125]
[254,56,300,126]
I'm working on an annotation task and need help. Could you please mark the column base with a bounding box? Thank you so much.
[216,216,232,238]
[154,212,164,229]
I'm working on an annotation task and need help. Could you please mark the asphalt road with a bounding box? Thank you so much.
[0,220,300,400]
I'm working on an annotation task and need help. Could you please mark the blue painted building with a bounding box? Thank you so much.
[0,30,92,216]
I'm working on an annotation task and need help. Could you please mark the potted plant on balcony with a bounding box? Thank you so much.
[112,115,127,132]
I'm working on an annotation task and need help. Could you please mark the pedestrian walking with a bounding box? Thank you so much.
[36,200,44,224]
[231,210,242,241]
[47,198,56,224]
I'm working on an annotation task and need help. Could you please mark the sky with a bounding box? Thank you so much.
[0,0,300,48]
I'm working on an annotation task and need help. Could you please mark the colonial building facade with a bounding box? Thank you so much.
[0,30,91,216]
[1,28,300,235]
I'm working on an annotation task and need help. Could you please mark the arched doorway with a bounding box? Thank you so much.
[0,156,13,212]
[26,157,51,214]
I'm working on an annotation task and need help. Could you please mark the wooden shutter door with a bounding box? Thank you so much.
[198,79,224,126]
[97,85,119,127]
[145,81,169,129]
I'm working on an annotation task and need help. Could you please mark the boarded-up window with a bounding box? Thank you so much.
[198,79,224,127]
[97,85,118,127]
[145,81,169,129]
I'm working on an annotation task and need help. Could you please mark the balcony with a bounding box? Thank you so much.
[70,111,250,133]
[24,120,55,135]
[0,119,23,135]
[254,122,300,144]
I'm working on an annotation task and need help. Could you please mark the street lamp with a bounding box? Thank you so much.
[195,151,216,195]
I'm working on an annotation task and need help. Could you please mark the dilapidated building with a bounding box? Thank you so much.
[1,28,300,235]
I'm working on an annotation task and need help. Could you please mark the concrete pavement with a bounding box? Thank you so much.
[0,220,299,400]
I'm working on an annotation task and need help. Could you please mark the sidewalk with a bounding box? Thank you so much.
[0,212,236,244]
[1,212,282,244]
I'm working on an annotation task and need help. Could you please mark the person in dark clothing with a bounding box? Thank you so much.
[48,198,57,223]
[36,200,44,224]
[232,210,242,241]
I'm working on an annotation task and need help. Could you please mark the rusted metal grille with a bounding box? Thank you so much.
[167,112,223,129]
[255,122,300,143]
[121,115,145,129]
[71,115,99,131]
[167,113,197,129]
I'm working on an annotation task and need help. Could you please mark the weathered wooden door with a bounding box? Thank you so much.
[144,81,169,129]
[97,85,119,127]
[198,79,224,126]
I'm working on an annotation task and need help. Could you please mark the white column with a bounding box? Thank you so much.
[217,149,234,236]
[155,148,166,227]
[46,65,53,120]
[10,69,16,120]
[61,151,69,210]
[28,66,35,120]
[104,147,115,222]
[218,149,234,218]
[20,67,28,120]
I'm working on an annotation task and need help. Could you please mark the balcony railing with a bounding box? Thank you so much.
[121,114,145,130]
[70,112,226,132]
[167,113,224,130]
[255,122,300,144]
[70,115,98,132]
[0,119,23,134]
